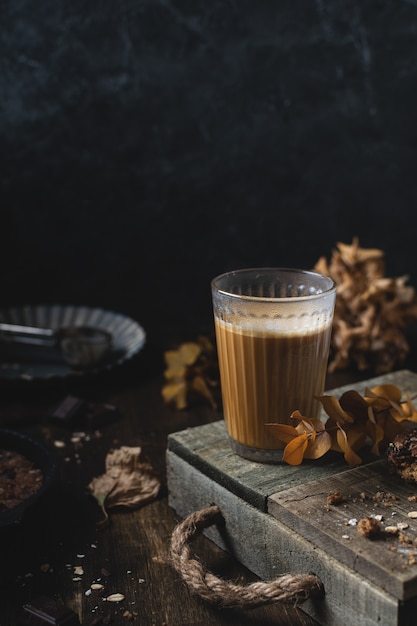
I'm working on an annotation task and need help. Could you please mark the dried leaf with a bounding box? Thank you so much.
[265,423,299,443]
[164,343,202,372]
[88,446,161,527]
[316,394,354,423]
[282,433,308,465]
[297,420,316,436]
[191,375,218,409]
[339,390,370,422]
[336,426,363,467]
[304,430,332,459]
[162,336,219,409]
[161,380,188,410]
[369,420,385,457]
[367,384,403,404]
[401,393,417,421]
[267,382,417,467]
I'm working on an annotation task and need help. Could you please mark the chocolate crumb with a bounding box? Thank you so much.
[49,395,120,430]
[21,595,81,625]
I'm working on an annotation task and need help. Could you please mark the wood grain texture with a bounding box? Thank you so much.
[269,460,417,600]
[167,369,417,625]
[0,362,321,626]
[167,451,405,626]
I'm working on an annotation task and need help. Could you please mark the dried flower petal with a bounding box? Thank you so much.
[162,336,219,409]
[314,238,417,374]
[88,446,160,527]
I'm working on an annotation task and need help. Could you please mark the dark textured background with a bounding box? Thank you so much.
[1,0,417,341]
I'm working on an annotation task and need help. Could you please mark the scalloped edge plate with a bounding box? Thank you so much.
[0,305,146,381]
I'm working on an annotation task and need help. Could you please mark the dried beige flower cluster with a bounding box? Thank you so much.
[315,238,417,374]
[88,446,160,527]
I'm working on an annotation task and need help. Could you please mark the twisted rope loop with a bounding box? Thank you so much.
[170,504,324,610]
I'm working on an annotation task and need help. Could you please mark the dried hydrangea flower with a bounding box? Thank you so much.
[315,237,417,374]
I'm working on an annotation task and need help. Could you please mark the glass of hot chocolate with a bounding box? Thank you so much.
[211,268,336,463]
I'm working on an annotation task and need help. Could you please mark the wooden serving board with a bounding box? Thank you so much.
[269,460,417,602]
[167,369,417,626]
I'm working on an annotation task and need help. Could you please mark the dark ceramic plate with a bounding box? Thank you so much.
[0,428,57,528]
[0,304,146,381]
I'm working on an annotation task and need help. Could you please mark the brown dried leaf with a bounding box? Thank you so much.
[369,420,386,457]
[336,426,363,467]
[316,394,354,423]
[265,423,299,443]
[164,343,202,373]
[339,390,370,422]
[162,337,219,409]
[191,375,218,409]
[304,430,332,460]
[88,446,161,527]
[161,380,188,410]
[282,433,308,465]
[366,384,403,404]
[267,383,417,467]
[399,393,417,422]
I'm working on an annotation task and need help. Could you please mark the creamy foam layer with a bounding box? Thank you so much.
[215,314,333,334]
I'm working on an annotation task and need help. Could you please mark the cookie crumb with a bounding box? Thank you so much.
[327,491,344,505]
[357,516,382,538]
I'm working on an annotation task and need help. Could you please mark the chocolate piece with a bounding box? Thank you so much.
[21,595,81,625]
[49,396,120,429]
[49,395,87,426]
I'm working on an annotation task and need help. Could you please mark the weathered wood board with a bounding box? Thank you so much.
[167,370,417,626]
[269,460,417,601]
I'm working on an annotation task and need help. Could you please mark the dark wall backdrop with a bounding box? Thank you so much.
[1,0,417,339]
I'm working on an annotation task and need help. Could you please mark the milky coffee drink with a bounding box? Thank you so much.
[211,268,336,463]
[214,319,331,451]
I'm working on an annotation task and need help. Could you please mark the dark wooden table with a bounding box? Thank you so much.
[0,333,407,626]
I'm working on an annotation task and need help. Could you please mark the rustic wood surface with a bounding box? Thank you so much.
[166,371,417,626]
[269,459,417,602]
[0,334,413,626]
[167,452,405,626]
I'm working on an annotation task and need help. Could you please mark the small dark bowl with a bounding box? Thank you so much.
[0,428,57,528]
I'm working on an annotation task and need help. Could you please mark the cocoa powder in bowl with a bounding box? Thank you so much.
[0,429,56,527]
[0,448,43,511]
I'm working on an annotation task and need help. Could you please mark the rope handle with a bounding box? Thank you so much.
[170,504,324,610]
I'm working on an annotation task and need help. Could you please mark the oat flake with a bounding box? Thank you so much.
[107,593,125,602]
